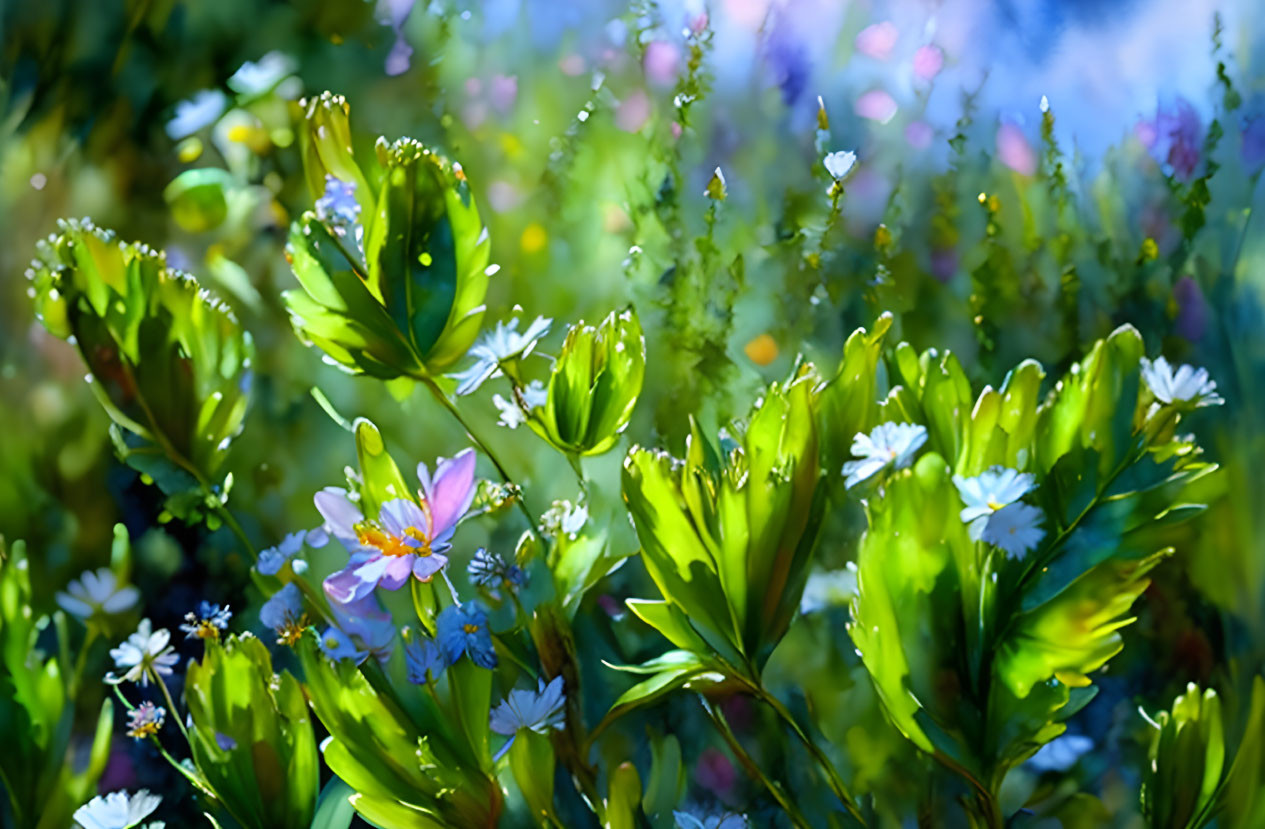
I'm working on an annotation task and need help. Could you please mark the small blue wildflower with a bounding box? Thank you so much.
[823,150,857,180]
[227,51,296,96]
[982,502,1045,559]
[404,636,447,684]
[257,530,307,576]
[215,732,238,751]
[436,602,497,668]
[260,583,308,646]
[56,568,139,620]
[952,466,1037,541]
[1140,356,1223,407]
[467,548,526,593]
[165,90,226,139]
[320,594,395,664]
[180,601,232,641]
[314,175,361,231]
[451,316,552,396]
[126,701,165,740]
[73,789,162,829]
[490,675,566,736]
[842,422,927,488]
[674,808,749,829]
[1026,733,1094,773]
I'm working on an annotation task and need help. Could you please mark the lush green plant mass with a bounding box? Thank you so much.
[3,2,1265,828]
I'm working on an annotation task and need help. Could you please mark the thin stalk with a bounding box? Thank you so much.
[111,685,212,796]
[745,680,867,825]
[700,695,811,829]
[422,378,540,539]
[215,504,258,561]
[153,670,194,748]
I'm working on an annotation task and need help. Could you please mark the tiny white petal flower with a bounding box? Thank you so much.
[452,317,552,396]
[73,788,162,829]
[842,422,927,488]
[1140,356,1223,407]
[56,569,139,621]
[823,150,857,180]
[106,619,178,687]
[981,502,1045,558]
[952,466,1037,540]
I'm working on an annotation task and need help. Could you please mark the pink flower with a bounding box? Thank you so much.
[490,75,518,114]
[644,41,681,87]
[855,89,898,124]
[997,122,1036,175]
[855,22,899,60]
[615,89,651,133]
[695,747,737,797]
[912,44,944,81]
[905,120,934,149]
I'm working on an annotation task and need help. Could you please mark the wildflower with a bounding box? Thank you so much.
[404,636,447,684]
[493,379,547,429]
[320,449,476,603]
[314,175,361,231]
[490,675,566,737]
[180,601,232,641]
[541,500,588,537]
[436,602,497,669]
[73,789,162,829]
[674,807,749,829]
[126,701,165,740]
[320,594,395,665]
[823,150,857,181]
[842,422,927,488]
[106,619,178,687]
[953,466,1038,540]
[704,167,727,201]
[260,583,308,646]
[981,502,1045,559]
[56,568,139,621]
[1141,356,1223,407]
[215,732,238,751]
[165,90,226,139]
[468,548,526,594]
[1026,734,1094,773]
[451,316,552,396]
[227,51,296,96]
[257,530,311,576]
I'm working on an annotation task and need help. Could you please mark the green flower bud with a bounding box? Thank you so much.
[285,94,491,379]
[27,219,253,485]
[1142,683,1226,829]
[530,308,645,456]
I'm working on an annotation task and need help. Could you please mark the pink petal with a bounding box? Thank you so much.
[997,123,1037,175]
[855,89,898,124]
[419,449,477,535]
[912,45,943,80]
[855,22,899,60]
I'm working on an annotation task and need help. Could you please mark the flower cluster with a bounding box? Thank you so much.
[126,701,166,740]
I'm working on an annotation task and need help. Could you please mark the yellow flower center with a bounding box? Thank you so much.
[463,623,480,634]
[987,500,1006,511]
[128,721,161,739]
[193,620,221,640]
[277,616,308,647]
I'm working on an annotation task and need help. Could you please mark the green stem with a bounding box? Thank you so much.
[154,669,194,749]
[422,378,540,539]
[746,680,867,825]
[700,695,811,829]
[215,503,258,561]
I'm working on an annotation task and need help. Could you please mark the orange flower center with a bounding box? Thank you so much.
[357,524,433,557]
[463,623,480,634]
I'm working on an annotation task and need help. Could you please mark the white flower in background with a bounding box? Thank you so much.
[541,499,588,537]
[56,569,139,621]
[73,788,162,829]
[1141,356,1223,407]
[799,565,859,614]
[953,466,1037,540]
[452,316,552,396]
[492,380,547,429]
[165,90,226,139]
[981,502,1045,558]
[823,150,857,180]
[842,422,927,488]
[106,619,178,687]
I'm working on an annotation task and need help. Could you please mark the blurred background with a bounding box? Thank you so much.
[2,0,1264,824]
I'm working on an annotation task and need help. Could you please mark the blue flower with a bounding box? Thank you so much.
[842,422,928,488]
[1141,356,1223,407]
[437,602,497,668]
[257,530,309,576]
[315,175,361,231]
[981,502,1045,559]
[165,90,226,139]
[451,316,552,396]
[952,466,1037,540]
[227,51,297,96]
[1026,733,1094,773]
[73,789,162,829]
[467,548,526,593]
[673,808,749,829]
[180,601,232,641]
[320,594,396,665]
[404,635,447,684]
[260,583,308,645]
[490,675,566,736]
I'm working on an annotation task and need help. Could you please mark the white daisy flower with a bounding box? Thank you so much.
[106,619,178,687]
[842,422,928,488]
[56,569,139,621]
[1140,356,1223,407]
[952,466,1037,540]
[981,501,1045,558]
[73,788,162,829]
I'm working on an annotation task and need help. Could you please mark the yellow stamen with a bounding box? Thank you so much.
[987,500,1006,511]
[462,623,480,634]
[128,722,162,739]
[194,620,221,640]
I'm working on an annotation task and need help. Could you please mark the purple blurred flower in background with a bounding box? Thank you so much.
[1241,113,1265,175]
[1145,98,1202,180]
[997,122,1037,175]
[855,89,898,124]
[1174,276,1209,342]
[320,594,395,664]
[377,0,416,76]
[855,21,899,60]
[912,44,944,81]
[319,449,476,603]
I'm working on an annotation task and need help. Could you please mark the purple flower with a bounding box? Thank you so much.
[436,602,497,668]
[320,594,395,665]
[320,449,476,604]
[1152,98,1202,181]
[126,701,165,740]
